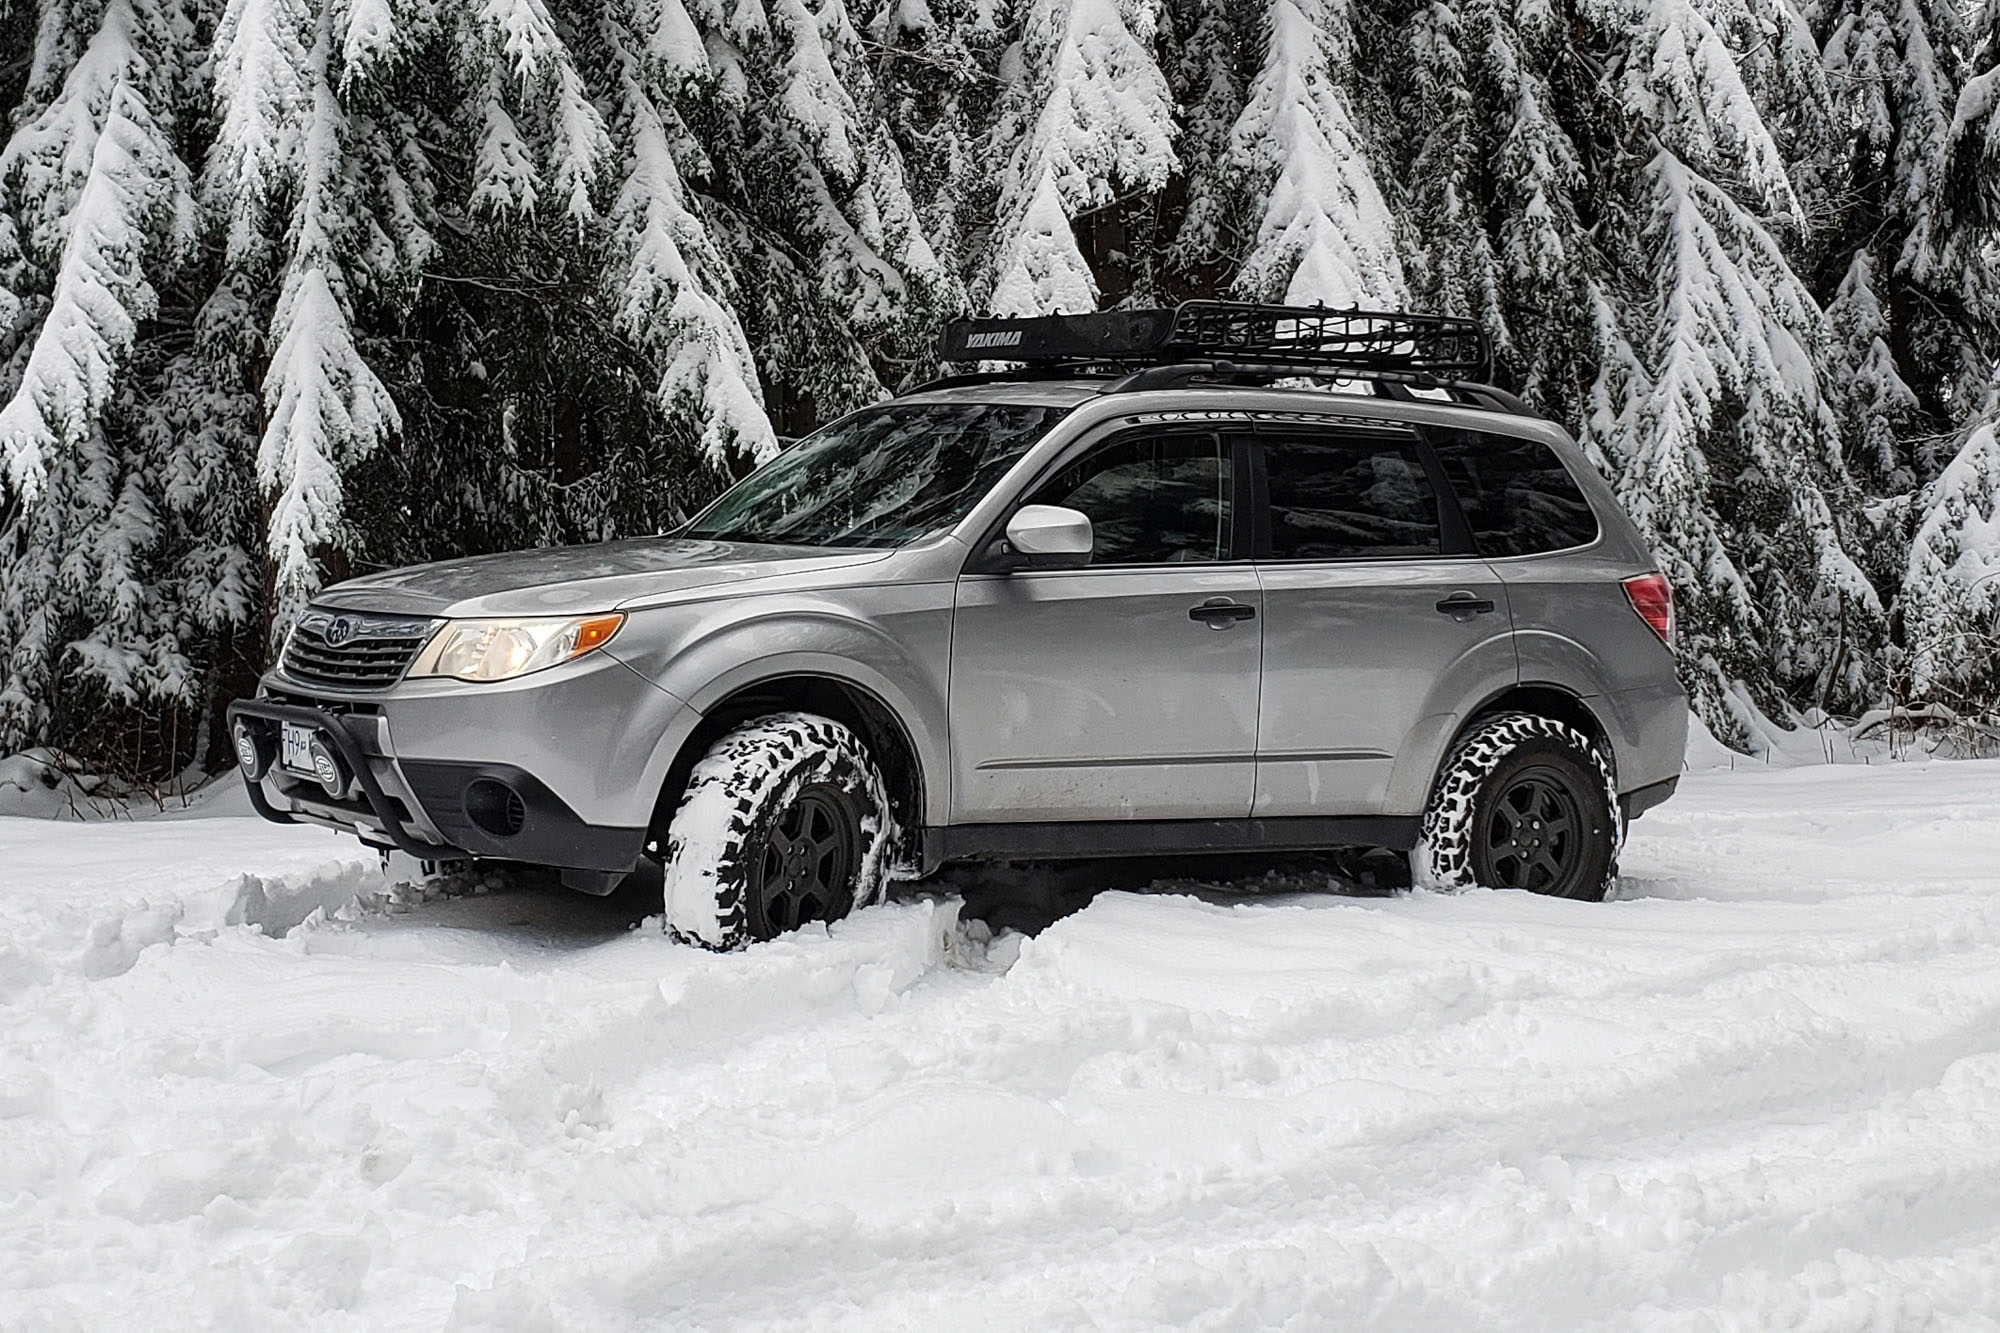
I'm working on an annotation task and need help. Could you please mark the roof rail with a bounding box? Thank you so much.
[938,300,1493,382]
[1094,360,1543,419]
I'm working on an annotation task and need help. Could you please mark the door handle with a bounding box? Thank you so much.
[1435,592,1497,616]
[1189,599,1257,628]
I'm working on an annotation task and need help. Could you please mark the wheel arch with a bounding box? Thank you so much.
[647,673,927,870]
[1389,682,1619,815]
[1455,683,1616,783]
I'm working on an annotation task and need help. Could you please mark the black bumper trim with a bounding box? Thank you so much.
[1619,776,1679,822]
[227,700,647,873]
[396,759,646,872]
[227,699,459,860]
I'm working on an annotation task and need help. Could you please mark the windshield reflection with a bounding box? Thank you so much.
[685,402,1071,549]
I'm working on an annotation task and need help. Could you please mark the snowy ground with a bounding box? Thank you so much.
[4,752,2000,1331]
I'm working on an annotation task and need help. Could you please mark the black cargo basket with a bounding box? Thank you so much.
[938,301,1492,382]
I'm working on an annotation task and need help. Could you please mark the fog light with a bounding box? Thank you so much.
[232,722,270,780]
[307,733,346,797]
[464,778,527,838]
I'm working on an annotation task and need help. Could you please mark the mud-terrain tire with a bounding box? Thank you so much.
[660,712,895,950]
[1411,712,1622,901]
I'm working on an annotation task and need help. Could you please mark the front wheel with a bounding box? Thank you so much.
[660,712,895,949]
[1411,712,1622,901]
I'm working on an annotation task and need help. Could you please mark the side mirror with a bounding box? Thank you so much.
[1000,504,1093,571]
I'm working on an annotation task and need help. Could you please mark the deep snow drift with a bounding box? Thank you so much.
[4,753,2000,1330]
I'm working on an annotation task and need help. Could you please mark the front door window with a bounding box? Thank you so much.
[1028,433,1235,565]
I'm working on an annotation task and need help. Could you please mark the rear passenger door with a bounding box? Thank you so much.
[1247,421,1518,817]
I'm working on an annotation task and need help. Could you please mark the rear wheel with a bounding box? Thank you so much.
[1412,712,1621,901]
[660,712,894,949]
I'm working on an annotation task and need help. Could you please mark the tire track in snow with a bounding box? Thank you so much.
[9,762,2000,1329]
[453,882,2000,1329]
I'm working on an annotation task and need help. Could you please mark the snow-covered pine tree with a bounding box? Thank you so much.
[691,0,950,434]
[1817,0,1981,493]
[203,0,436,624]
[1893,1,2000,705]
[1902,400,2000,702]
[779,0,949,333]
[0,0,201,752]
[1218,0,1402,307]
[456,0,612,223]
[1580,0,1883,735]
[1933,0,2000,409]
[982,0,1177,314]
[1382,0,1611,428]
[1,0,192,508]
[102,275,265,766]
[1391,1,1503,349]
[1162,0,1253,295]
[362,0,773,562]
[869,0,1010,347]
[590,0,776,473]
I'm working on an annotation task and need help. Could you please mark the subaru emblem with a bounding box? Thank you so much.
[325,616,355,647]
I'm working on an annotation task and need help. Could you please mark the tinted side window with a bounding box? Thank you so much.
[1261,431,1442,560]
[1029,433,1234,565]
[1427,428,1599,557]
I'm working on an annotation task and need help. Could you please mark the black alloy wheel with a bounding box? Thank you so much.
[750,783,861,936]
[1480,764,1587,894]
[1414,711,1620,901]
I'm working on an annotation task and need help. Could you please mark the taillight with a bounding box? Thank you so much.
[1623,573,1673,647]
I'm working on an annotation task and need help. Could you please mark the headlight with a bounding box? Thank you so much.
[408,613,625,683]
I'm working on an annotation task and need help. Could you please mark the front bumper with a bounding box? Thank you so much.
[227,683,660,874]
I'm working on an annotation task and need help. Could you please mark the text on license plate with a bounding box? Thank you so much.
[281,722,315,774]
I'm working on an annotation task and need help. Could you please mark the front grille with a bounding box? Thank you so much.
[281,609,436,691]
[260,688,380,716]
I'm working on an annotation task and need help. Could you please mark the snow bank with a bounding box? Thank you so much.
[0,750,261,821]
[0,749,112,819]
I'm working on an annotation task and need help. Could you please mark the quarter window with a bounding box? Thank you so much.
[1427,428,1599,556]
[1028,433,1234,565]
[1261,431,1442,560]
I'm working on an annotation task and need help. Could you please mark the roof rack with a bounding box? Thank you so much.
[1100,360,1541,418]
[937,301,1493,381]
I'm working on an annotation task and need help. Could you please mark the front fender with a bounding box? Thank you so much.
[607,586,956,826]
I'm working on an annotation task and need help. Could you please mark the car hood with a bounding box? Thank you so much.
[312,538,898,618]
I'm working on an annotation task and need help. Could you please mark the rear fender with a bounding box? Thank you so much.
[1378,644,1521,816]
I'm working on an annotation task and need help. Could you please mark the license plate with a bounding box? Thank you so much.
[281,722,316,775]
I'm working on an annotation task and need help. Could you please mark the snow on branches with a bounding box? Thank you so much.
[0,0,1998,761]
[0,0,197,746]
[0,0,191,506]
[985,0,1177,314]
[598,8,776,469]
[1905,408,2000,698]
[1225,0,1403,308]
[211,2,417,618]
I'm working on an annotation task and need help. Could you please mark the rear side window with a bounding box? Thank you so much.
[1427,428,1599,557]
[1260,430,1442,560]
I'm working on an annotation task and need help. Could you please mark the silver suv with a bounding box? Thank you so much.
[229,304,1686,948]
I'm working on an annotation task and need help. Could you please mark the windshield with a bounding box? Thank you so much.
[684,402,1071,548]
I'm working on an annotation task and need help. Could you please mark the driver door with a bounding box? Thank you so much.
[948,426,1263,823]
